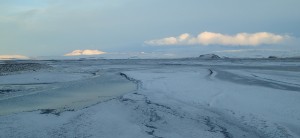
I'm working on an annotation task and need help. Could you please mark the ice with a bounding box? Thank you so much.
[0,72,90,85]
[0,72,136,115]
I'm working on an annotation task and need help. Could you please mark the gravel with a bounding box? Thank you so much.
[0,63,50,76]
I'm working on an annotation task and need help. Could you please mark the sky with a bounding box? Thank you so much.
[0,0,300,58]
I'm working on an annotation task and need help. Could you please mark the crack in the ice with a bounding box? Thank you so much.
[120,72,143,89]
[119,73,235,138]
[145,124,157,129]
[144,125,164,138]
[208,69,213,76]
[206,68,215,80]
[204,116,233,138]
[145,99,172,110]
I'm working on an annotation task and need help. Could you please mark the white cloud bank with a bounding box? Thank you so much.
[65,49,106,56]
[145,32,289,46]
[0,55,29,60]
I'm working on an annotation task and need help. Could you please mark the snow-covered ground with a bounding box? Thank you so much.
[0,59,300,138]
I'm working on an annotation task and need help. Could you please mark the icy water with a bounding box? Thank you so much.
[0,73,136,115]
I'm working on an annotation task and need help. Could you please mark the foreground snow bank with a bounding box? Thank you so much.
[123,67,300,137]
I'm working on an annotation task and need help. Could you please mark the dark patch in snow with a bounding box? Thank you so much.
[205,116,216,132]
[133,92,143,95]
[0,63,50,76]
[204,116,233,138]
[159,63,185,66]
[40,109,60,116]
[149,109,161,122]
[144,124,163,138]
[0,89,20,94]
[119,96,137,103]
[145,124,157,129]
[2,82,56,86]
[146,130,164,138]
[218,125,233,138]
[268,56,278,59]
[146,130,155,135]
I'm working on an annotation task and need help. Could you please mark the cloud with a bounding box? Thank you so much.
[0,55,29,60]
[145,32,290,46]
[64,49,106,56]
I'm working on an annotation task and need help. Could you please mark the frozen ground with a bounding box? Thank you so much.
[0,59,300,138]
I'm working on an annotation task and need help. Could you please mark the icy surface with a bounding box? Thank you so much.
[0,59,300,138]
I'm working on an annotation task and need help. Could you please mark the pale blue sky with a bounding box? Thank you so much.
[0,0,300,57]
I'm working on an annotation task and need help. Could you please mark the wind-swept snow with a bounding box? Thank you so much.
[0,59,300,138]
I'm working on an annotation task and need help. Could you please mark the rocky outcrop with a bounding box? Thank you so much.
[268,56,278,59]
[199,54,221,59]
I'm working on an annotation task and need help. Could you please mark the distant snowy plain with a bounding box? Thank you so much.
[0,59,300,138]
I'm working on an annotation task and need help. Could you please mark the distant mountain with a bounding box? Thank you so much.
[0,55,29,60]
[268,56,278,59]
[198,54,221,59]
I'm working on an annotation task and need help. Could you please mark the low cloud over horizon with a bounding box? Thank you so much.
[145,32,290,46]
[64,50,106,56]
[0,55,29,60]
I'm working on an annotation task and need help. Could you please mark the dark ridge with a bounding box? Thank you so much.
[208,69,213,75]
[268,56,278,59]
[119,72,142,89]
[204,116,233,138]
[199,54,221,59]
[0,89,20,94]
[215,70,300,92]
[40,109,60,116]
[145,124,157,129]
